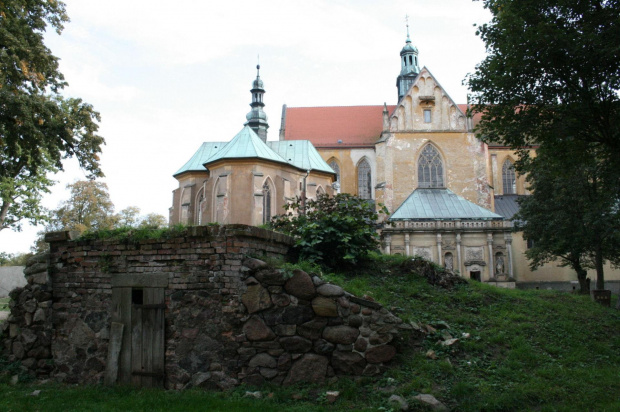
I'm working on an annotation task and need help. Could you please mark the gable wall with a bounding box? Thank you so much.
[376,131,493,214]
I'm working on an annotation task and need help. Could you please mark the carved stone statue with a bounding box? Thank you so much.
[495,255,504,275]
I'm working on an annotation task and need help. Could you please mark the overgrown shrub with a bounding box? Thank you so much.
[269,193,389,270]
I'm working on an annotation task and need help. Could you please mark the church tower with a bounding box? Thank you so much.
[396,21,420,102]
[245,64,269,142]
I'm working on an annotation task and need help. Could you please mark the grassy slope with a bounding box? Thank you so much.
[1,257,619,411]
[324,257,620,411]
[0,298,9,311]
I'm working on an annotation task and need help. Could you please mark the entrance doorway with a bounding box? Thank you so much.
[470,271,481,282]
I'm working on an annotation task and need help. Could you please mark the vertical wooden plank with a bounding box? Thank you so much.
[104,322,124,385]
[111,288,121,323]
[117,287,132,384]
[142,289,155,388]
[152,288,165,387]
[131,299,143,386]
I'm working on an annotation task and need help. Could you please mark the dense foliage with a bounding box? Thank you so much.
[0,0,105,232]
[467,0,620,289]
[269,194,388,270]
[468,0,619,164]
[515,139,620,291]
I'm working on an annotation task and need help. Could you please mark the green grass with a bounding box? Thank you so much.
[1,255,619,411]
[0,298,9,312]
[0,382,382,412]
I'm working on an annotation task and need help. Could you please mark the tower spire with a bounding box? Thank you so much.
[396,15,420,102]
[245,63,269,142]
[406,14,411,42]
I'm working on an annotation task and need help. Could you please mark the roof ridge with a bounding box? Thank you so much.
[390,188,503,220]
[287,105,396,109]
[203,126,288,165]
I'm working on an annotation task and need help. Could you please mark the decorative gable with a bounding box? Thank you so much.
[390,67,467,132]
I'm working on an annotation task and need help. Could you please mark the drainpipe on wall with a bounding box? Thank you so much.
[301,170,310,215]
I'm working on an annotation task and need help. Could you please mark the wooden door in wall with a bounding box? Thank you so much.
[130,288,165,387]
[109,274,168,388]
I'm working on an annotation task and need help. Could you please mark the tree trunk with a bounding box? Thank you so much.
[595,246,605,291]
[0,199,11,231]
[576,267,590,294]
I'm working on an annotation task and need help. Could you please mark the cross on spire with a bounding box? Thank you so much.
[405,14,411,41]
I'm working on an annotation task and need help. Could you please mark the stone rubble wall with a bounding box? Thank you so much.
[1,225,411,389]
[1,253,54,378]
[228,259,412,388]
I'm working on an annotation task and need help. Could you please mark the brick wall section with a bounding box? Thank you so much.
[44,225,292,386]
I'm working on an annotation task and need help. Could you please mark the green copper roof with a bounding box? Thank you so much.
[173,142,226,176]
[390,189,504,220]
[174,127,336,178]
[268,141,335,175]
[203,126,288,166]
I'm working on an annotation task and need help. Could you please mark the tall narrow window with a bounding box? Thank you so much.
[196,194,204,225]
[418,144,444,188]
[328,160,341,183]
[357,159,372,199]
[502,159,517,194]
[423,109,431,123]
[262,182,271,224]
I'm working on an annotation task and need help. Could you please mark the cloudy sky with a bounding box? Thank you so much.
[1,0,492,254]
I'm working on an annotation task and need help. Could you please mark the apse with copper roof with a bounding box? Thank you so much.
[245,64,269,142]
[396,19,420,102]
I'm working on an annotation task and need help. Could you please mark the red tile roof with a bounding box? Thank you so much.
[283,105,396,147]
[457,104,484,128]
[284,104,475,147]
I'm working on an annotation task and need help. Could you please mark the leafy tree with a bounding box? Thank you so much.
[515,140,620,292]
[117,206,141,227]
[467,0,620,290]
[0,0,105,233]
[31,182,168,253]
[0,251,31,266]
[116,208,167,229]
[139,213,167,229]
[468,0,619,168]
[49,180,116,234]
[269,193,388,270]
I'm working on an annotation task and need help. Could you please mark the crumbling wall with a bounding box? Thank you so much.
[1,253,54,378]
[1,225,411,389]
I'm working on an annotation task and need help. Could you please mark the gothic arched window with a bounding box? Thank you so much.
[262,182,272,224]
[195,189,204,226]
[418,144,444,188]
[502,159,516,194]
[357,159,372,199]
[328,159,340,183]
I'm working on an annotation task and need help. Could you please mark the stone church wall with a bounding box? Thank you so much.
[1,225,410,389]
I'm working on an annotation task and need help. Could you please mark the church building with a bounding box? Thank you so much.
[169,65,335,228]
[171,28,620,290]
